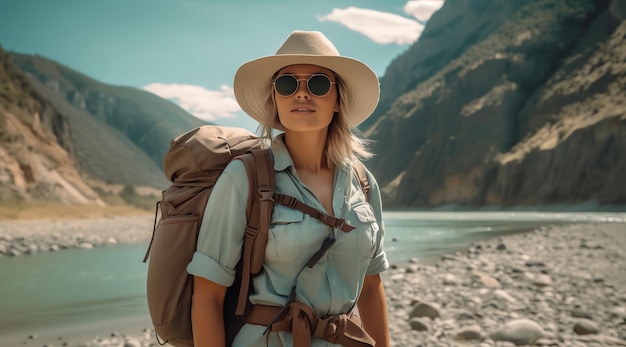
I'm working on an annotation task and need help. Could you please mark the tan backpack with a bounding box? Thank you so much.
[143,125,370,347]
[143,125,273,346]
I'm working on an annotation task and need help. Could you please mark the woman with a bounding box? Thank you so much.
[187,30,390,347]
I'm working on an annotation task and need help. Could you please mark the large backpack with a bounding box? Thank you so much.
[143,125,272,347]
[143,125,371,347]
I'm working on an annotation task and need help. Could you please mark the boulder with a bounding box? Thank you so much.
[409,302,441,320]
[490,318,544,345]
[455,325,483,340]
[409,317,430,331]
[573,319,600,335]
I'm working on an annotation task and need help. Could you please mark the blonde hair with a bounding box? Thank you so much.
[258,74,372,168]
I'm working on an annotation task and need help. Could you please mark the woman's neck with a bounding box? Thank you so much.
[283,131,328,172]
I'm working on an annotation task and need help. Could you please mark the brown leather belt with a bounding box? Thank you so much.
[245,303,375,347]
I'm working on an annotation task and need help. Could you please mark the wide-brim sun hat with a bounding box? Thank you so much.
[234,30,380,128]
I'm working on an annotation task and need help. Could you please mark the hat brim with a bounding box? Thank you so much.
[234,54,380,128]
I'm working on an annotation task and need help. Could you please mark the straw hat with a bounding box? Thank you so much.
[233,30,380,128]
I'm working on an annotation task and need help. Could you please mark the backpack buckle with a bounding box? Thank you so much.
[275,194,298,208]
[329,216,348,231]
[319,213,344,229]
[258,185,274,202]
[333,218,346,230]
[319,214,355,232]
[245,226,258,238]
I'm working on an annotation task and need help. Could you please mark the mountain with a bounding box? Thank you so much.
[9,53,207,169]
[0,46,208,205]
[364,0,626,209]
[0,46,103,204]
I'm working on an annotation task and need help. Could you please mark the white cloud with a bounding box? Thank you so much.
[319,1,444,45]
[319,6,423,45]
[143,83,241,121]
[404,0,444,22]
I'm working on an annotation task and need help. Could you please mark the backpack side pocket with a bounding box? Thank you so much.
[146,215,198,346]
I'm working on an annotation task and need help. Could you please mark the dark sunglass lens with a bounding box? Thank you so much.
[308,75,331,96]
[275,75,298,96]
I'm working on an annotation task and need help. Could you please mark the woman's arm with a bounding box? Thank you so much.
[191,275,228,347]
[357,274,390,347]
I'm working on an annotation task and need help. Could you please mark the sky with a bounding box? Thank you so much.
[0,0,444,133]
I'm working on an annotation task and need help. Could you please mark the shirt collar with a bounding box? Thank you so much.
[270,134,295,172]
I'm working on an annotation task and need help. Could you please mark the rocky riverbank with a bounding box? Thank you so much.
[1,218,625,346]
[0,215,154,257]
[385,222,626,346]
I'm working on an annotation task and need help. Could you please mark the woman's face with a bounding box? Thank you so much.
[274,64,339,134]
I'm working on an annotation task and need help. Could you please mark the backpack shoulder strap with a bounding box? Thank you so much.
[353,160,370,201]
[235,149,274,316]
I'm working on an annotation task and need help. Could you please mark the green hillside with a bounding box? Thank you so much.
[9,53,208,168]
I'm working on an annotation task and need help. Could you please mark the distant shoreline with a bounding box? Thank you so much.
[0,201,152,221]
[0,215,153,257]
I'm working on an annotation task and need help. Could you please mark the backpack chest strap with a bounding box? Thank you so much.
[274,193,355,232]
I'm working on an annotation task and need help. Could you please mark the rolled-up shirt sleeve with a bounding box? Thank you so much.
[365,169,389,276]
[187,160,249,287]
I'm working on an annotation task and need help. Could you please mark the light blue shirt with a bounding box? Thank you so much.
[187,135,388,346]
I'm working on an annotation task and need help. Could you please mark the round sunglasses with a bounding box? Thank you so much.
[272,74,336,97]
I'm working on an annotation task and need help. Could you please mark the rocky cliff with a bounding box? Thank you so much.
[0,46,103,204]
[365,0,626,209]
[0,47,205,205]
